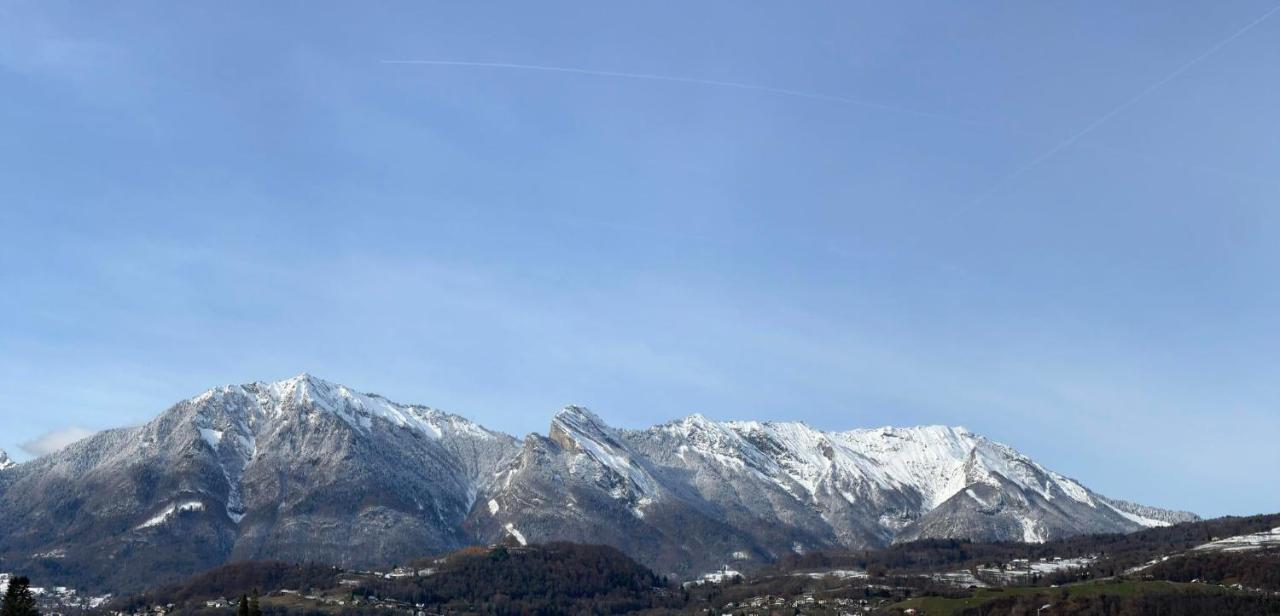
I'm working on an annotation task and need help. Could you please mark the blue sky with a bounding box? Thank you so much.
[2,2,1277,517]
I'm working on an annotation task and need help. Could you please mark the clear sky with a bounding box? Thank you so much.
[2,2,1277,517]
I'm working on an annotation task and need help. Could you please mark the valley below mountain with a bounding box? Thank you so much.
[104,512,1280,615]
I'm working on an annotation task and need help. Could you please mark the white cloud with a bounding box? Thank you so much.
[21,426,96,457]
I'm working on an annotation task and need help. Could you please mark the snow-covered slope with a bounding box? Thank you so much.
[621,417,1195,556]
[0,374,520,592]
[467,412,1196,577]
[0,450,15,471]
[548,406,661,509]
[0,375,1197,591]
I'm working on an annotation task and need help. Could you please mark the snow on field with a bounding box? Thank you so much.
[1121,527,1280,574]
[1125,555,1174,575]
[794,569,868,580]
[1029,557,1096,573]
[929,570,989,588]
[977,556,1096,582]
[1192,527,1280,552]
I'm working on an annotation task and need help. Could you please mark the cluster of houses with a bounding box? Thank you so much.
[382,566,435,579]
[191,563,447,615]
[109,604,173,616]
[1180,578,1280,597]
[711,594,882,615]
[1,572,113,615]
[972,555,1098,585]
[199,590,435,614]
[683,565,745,587]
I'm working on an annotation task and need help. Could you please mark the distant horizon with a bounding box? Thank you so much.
[4,2,1278,520]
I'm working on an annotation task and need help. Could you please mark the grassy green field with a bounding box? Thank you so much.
[887,580,1204,615]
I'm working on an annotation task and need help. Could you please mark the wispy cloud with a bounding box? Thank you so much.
[21,426,96,457]
[380,59,959,123]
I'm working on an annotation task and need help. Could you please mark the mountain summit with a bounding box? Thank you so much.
[0,375,1196,592]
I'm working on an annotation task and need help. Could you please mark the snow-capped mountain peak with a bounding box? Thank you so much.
[548,406,661,501]
[549,406,616,446]
[0,449,15,470]
[187,374,503,444]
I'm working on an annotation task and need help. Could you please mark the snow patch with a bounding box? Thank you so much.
[198,428,224,449]
[1020,517,1044,543]
[503,523,527,546]
[684,568,743,587]
[1052,473,1095,506]
[136,501,205,530]
[796,569,867,580]
[966,488,994,509]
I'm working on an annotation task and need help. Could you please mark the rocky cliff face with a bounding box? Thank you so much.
[465,407,762,578]
[505,415,1196,576]
[0,375,1196,591]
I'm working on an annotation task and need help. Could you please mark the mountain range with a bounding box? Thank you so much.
[0,374,1197,592]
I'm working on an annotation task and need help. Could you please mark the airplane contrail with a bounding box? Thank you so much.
[970,3,1280,205]
[381,55,1279,193]
[379,59,965,125]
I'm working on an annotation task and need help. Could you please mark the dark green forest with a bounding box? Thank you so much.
[99,513,1280,615]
